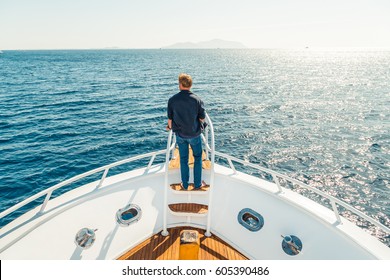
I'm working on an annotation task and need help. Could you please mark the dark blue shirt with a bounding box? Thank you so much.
[167,90,205,138]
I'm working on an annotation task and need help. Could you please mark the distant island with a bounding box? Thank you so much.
[163,39,247,49]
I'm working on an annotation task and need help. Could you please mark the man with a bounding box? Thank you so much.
[167,73,206,190]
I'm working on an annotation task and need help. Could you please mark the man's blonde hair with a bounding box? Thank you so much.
[178,73,192,88]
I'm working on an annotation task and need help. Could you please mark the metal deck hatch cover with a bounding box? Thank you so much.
[116,204,142,226]
[237,208,264,232]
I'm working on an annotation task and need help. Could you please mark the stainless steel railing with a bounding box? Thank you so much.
[0,149,168,221]
[207,150,390,235]
[162,112,216,236]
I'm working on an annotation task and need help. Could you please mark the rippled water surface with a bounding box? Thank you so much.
[0,49,389,245]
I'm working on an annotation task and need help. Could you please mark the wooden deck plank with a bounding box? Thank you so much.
[118,227,248,260]
[168,203,208,214]
[169,148,211,170]
[170,183,210,192]
[143,235,153,260]
[156,234,172,260]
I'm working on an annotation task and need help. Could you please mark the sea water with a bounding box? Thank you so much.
[0,49,389,245]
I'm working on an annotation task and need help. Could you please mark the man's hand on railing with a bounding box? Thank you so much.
[200,121,208,132]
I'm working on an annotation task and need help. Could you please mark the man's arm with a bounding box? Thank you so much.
[167,98,173,130]
[198,99,205,121]
[166,119,172,131]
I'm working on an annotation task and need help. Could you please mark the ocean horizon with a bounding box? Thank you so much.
[3,47,390,51]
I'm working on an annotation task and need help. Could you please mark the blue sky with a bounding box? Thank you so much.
[1,0,389,49]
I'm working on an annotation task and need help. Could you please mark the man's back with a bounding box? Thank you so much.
[167,90,205,138]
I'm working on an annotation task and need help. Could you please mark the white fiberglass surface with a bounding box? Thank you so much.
[209,166,384,259]
[0,171,166,260]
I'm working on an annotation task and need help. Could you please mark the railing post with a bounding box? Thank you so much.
[205,127,209,160]
[274,176,283,193]
[331,200,342,224]
[162,129,173,236]
[147,154,156,170]
[227,158,237,174]
[96,168,110,189]
[171,134,176,159]
[205,113,215,237]
[38,191,53,214]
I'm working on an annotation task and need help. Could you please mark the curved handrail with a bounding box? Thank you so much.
[162,112,216,236]
[162,129,174,236]
[211,150,390,234]
[204,113,215,236]
[0,149,168,221]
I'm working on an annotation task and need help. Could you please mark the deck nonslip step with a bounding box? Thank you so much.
[168,203,208,215]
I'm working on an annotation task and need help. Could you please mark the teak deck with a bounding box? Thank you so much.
[169,148,211,170]
[170,183,210,192]
[168,203,208,214]
[117,147,246,260]
[117,227,248,260]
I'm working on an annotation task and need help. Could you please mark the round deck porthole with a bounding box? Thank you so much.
[281,235,303,256]
[116,204,142,227]
[237,208,264,232]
